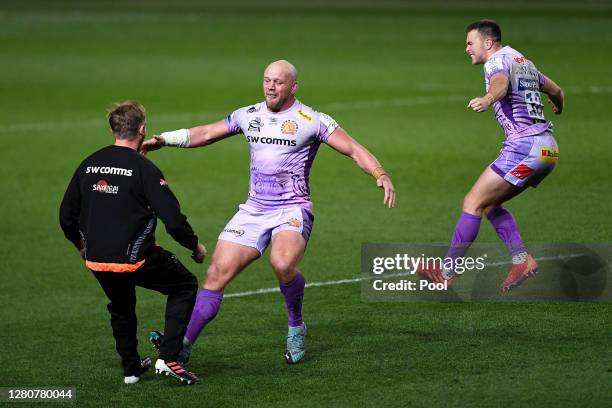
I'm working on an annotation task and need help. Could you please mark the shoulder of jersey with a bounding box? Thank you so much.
[484,56,505,75]
[242,102,265,115]
[295,103,317,123]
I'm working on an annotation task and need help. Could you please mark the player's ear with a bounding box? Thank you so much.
[291,81,299,95]
[138,124,146,137]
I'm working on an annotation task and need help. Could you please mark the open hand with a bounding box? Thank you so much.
[377,175,396,208]
[140,135,166,155]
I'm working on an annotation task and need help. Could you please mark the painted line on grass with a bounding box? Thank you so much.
[224,253,583,298]
[3,85,610,134]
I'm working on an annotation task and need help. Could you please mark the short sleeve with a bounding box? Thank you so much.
[316,112,339,143]
[538,72,549,88]
[224,109,243,135]
[484,56,508,81]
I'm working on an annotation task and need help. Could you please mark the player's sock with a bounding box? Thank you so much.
[445,211,482,269]
[279,271,304,327]
[486,206,527,262]
[184,289,223,345]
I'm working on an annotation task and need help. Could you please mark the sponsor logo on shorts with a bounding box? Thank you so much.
[248,117,263,132]
[246,135,297,147]
[223,228,245,237]
[539,147,559,163]
[92,179,119,194]
[281,120,298,135]
[86,166,132,176]
[297,110,312,122]
[510,164,534,180]
[286,218,302,228]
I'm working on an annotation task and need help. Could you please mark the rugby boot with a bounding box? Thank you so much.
[148,330,191,365]
[416,265,455,286]
[285,323,307,364]
[154,359,199,385]
[501,254,538,292]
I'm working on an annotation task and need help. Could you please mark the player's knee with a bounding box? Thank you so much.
[269,255,296,281]
[203,262,231,290]
[482,204,500,218]
[462,194,485,216]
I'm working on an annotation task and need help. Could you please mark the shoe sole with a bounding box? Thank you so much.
[502,266,539,292]
[285,350,305,364]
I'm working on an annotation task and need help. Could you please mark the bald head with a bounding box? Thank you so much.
[263,60,299,112]
[264,60,298,82]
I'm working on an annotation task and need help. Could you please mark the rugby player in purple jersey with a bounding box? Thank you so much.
[419,20,564,292]
[141,60,395,364]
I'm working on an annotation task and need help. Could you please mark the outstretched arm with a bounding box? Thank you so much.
[541,76,564,115]
[327,127,395,208]
[140,120,234,154]
[468,72,509,112]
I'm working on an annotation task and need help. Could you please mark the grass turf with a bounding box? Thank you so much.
[1,1,611,406]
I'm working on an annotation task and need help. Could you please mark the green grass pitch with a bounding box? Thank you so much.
[1,1,611,406]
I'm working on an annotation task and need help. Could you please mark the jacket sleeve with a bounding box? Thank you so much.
[141,161,198,251]
[59,169,83,249]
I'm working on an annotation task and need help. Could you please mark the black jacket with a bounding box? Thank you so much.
[60,145,198,270]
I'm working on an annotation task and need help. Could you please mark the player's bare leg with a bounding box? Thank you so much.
[183,240,260,344]
[270,231,308,364]
[420,167,535,289]
[151,241,259,364]
[451,167,537,290]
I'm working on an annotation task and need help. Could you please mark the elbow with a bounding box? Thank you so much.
[552,87,564,99]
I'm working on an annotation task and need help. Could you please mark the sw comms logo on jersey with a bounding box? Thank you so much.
[246,135,297,147]
[281,120,298,135]
[92,180,119,194]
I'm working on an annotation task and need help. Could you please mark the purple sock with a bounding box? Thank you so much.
[487,206,527,257]
[279,271,305,327]
[184,289,223,345]
[446,211,482,260]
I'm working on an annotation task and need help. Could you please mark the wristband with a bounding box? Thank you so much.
[372,166,387,180]
[161,128,190,147]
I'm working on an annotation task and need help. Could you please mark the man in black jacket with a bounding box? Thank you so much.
[60,101,207,385]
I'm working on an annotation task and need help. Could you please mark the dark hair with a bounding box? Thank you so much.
[107,101,146,139]
[465,20,502,42]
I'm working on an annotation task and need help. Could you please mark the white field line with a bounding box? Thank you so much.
[224,253,583,298]
[2,85,610,134]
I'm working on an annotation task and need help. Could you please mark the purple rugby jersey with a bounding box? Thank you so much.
[224,100,338,211]
[484,46,553,140]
